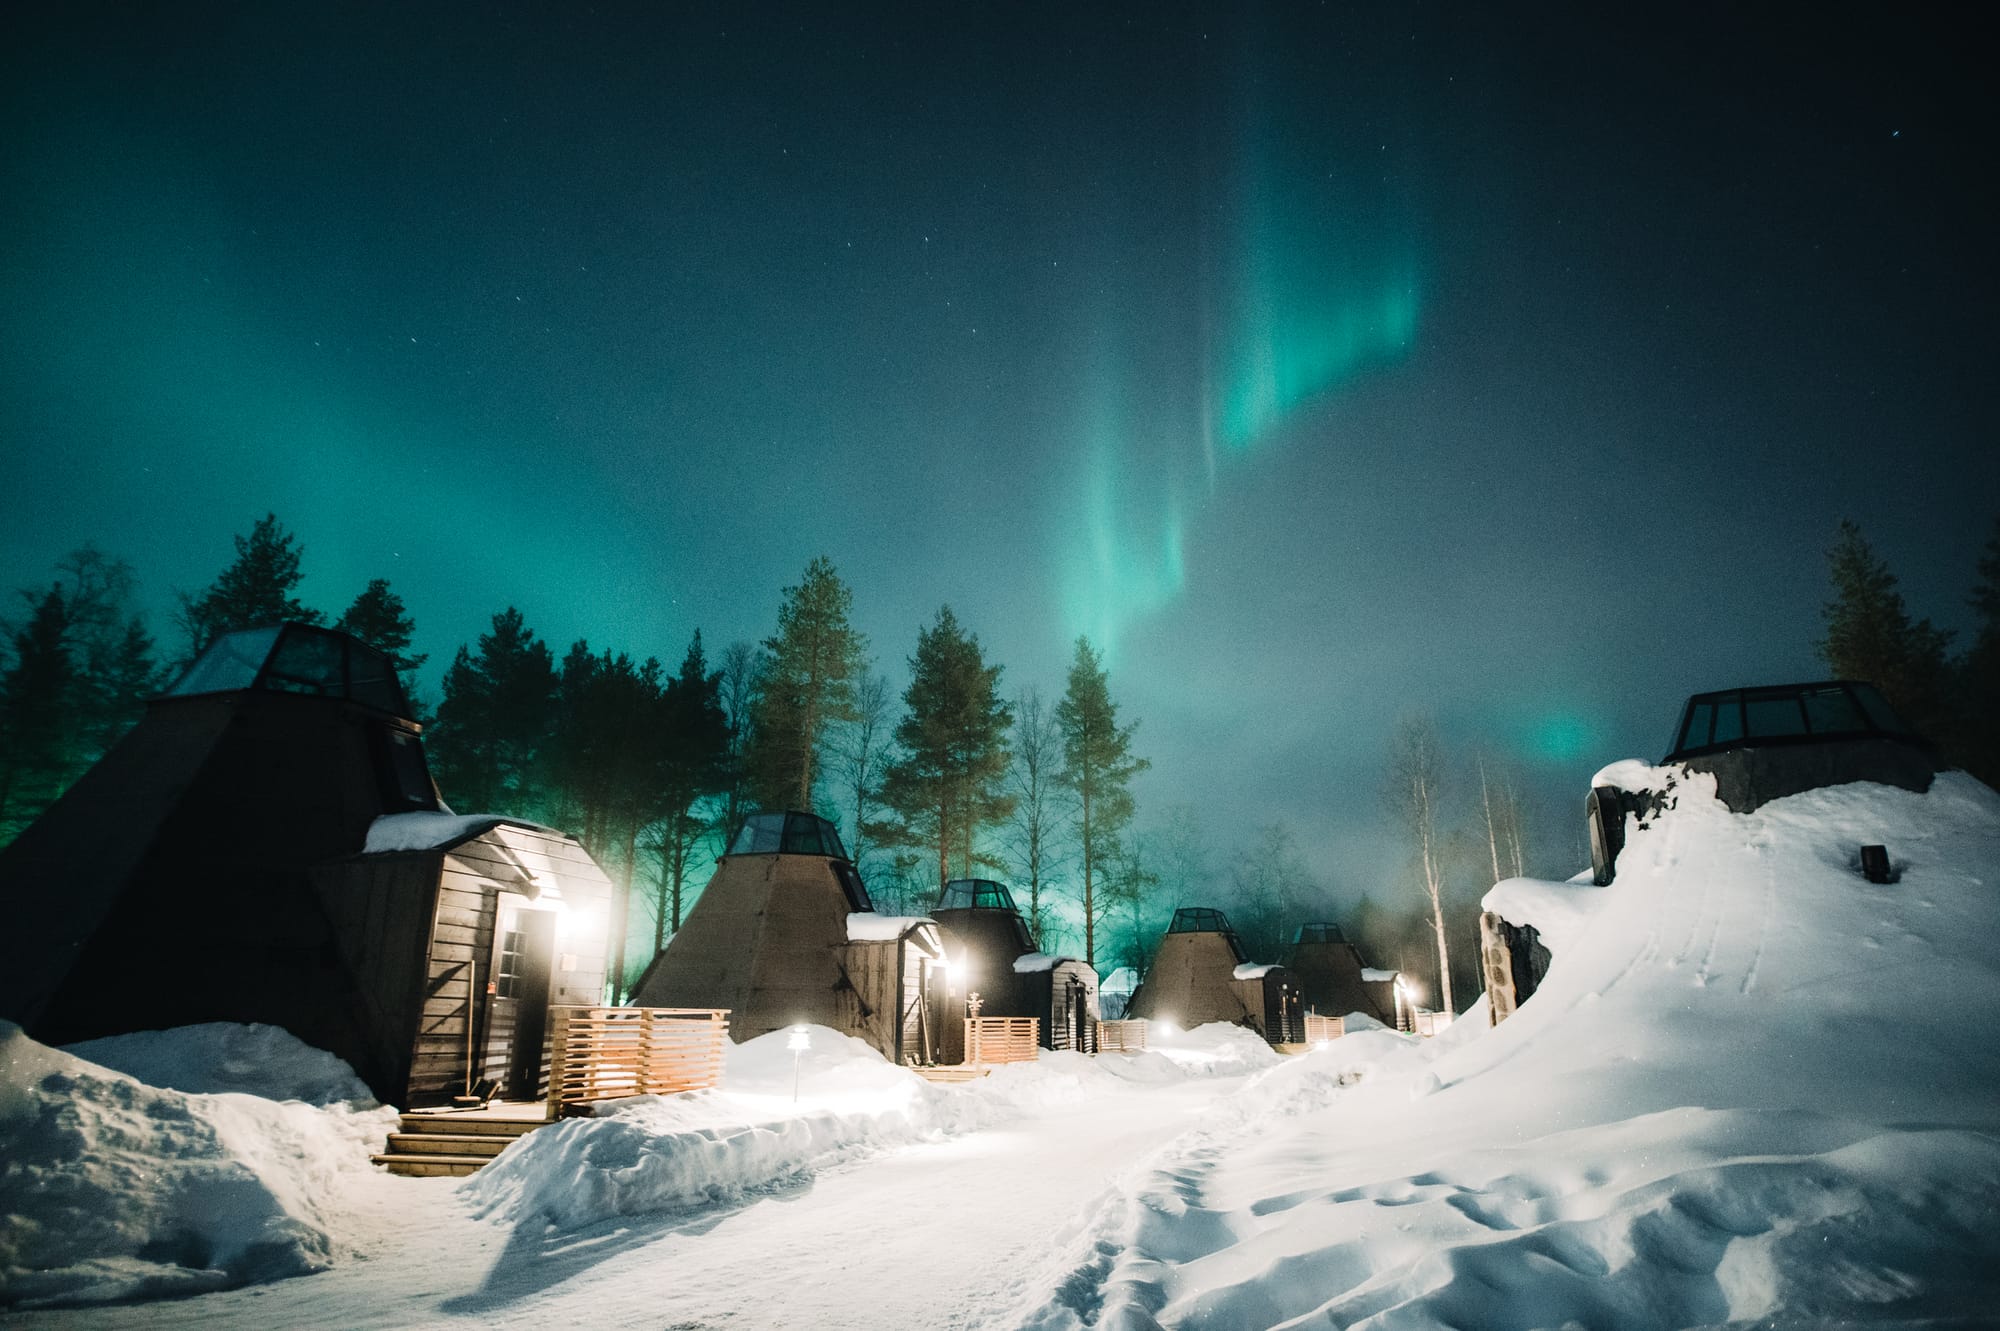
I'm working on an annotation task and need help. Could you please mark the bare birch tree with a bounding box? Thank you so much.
[1388,714,1454,1015]
[1005,687,1067,944]
[836,670,892,873]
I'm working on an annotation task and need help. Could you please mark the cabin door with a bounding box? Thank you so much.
[488,902,558,1101]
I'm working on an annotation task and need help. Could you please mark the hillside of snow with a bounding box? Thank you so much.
[1024,770,2000,1329]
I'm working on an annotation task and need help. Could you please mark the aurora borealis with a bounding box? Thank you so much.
[2,3,1992,891]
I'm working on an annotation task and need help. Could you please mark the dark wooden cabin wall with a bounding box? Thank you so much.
[311,855,437,1101]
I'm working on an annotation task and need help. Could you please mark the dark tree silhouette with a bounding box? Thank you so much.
[176,514,323,656]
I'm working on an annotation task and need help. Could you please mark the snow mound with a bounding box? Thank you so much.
[0,1022,395,1310]
[61,1023,378,1107]
[1025,772,2000,1329]
[462,1023,1269,1233]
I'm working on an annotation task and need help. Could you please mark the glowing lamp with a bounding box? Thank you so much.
[789,1025,811,1103]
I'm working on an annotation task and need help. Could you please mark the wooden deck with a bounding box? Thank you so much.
[913,1066,991,1084]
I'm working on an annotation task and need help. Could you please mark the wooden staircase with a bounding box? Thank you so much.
[371,1110,550,1178]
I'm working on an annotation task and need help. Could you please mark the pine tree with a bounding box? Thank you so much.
[1055,637,1147,967]
[337,579,427,678]
[0,589,86,843]
[878,607,1015,891]
[1819,520,1954,740]
[743,557,864,812]
[430,608,558,815]
[176,514,323,656]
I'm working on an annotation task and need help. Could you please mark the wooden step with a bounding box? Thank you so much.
[376,1107,556,1177]
[396,1112,545,1137]
[384,1132,513,1157]
[371,1153,488,1178]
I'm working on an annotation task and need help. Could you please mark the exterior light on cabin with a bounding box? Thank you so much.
[789,1025,812,1103]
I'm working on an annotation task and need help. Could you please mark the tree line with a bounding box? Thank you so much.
[0,517,1152,994]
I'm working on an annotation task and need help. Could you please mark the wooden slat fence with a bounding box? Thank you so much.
[1095,1019,1148,1054]
[1305,1014,1345,1044]
[546,1007,730,1118]
[1415,1010,1455,1038]
[964,1016,1039,1065]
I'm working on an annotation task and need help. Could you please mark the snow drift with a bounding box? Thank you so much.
[463,1021,1278,1232]
[1024,770,2000,1329]
[0,1022,395,1310]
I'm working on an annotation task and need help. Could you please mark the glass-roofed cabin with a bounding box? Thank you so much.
[1126,906,1303,1045]
[1282,923,1398,1026]
[0,621,621,1109]
[1588,679,1941,885]
[631,811,956,1064]
[929,878,1098,1055]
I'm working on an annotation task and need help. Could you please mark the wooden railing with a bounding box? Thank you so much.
[964,1016,1039,1065]
[546,1006,729,1118]
[1415,1010,1454,1038]
[1095,1019,1148,1054]
[1305,1014,1345,1044]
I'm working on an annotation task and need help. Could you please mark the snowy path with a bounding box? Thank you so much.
[15,1076,1241,1331]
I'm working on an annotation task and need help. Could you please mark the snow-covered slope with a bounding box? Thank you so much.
[1027,771,2000,1329]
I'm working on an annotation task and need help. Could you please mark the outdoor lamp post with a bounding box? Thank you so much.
[788,1025,811,1102]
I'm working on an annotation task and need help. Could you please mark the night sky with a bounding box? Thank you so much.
[3,3,1993,897]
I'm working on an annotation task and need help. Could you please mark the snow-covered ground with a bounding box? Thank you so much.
[5,769,1999,1328]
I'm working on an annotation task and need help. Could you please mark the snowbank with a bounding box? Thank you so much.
[1024,771,2000,1329]
[462,1021,1278,1233]
[0,1023,396,1310]
[61,1023,378,1107]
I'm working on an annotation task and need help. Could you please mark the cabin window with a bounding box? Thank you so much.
[374,727,439,810]
[832,861,874,912]
[495,927,529,998]
[263,628,347,697]
[1801,686,1867,735]
[1744,695,1809,739]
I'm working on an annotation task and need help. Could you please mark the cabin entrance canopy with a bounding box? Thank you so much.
[168,624,414,721]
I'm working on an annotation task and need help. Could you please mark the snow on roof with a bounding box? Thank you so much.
[1481,874,1609,953]
[845,912,935,942]
[1099,966,1139,993]
[1012,952,1059,973]
[1232,962,1278,980]
[1590,757,1677,792]
[362,811,559,854]
[1360,967,1399,983]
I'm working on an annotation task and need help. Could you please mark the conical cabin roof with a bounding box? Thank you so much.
[630,812,878,1043]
